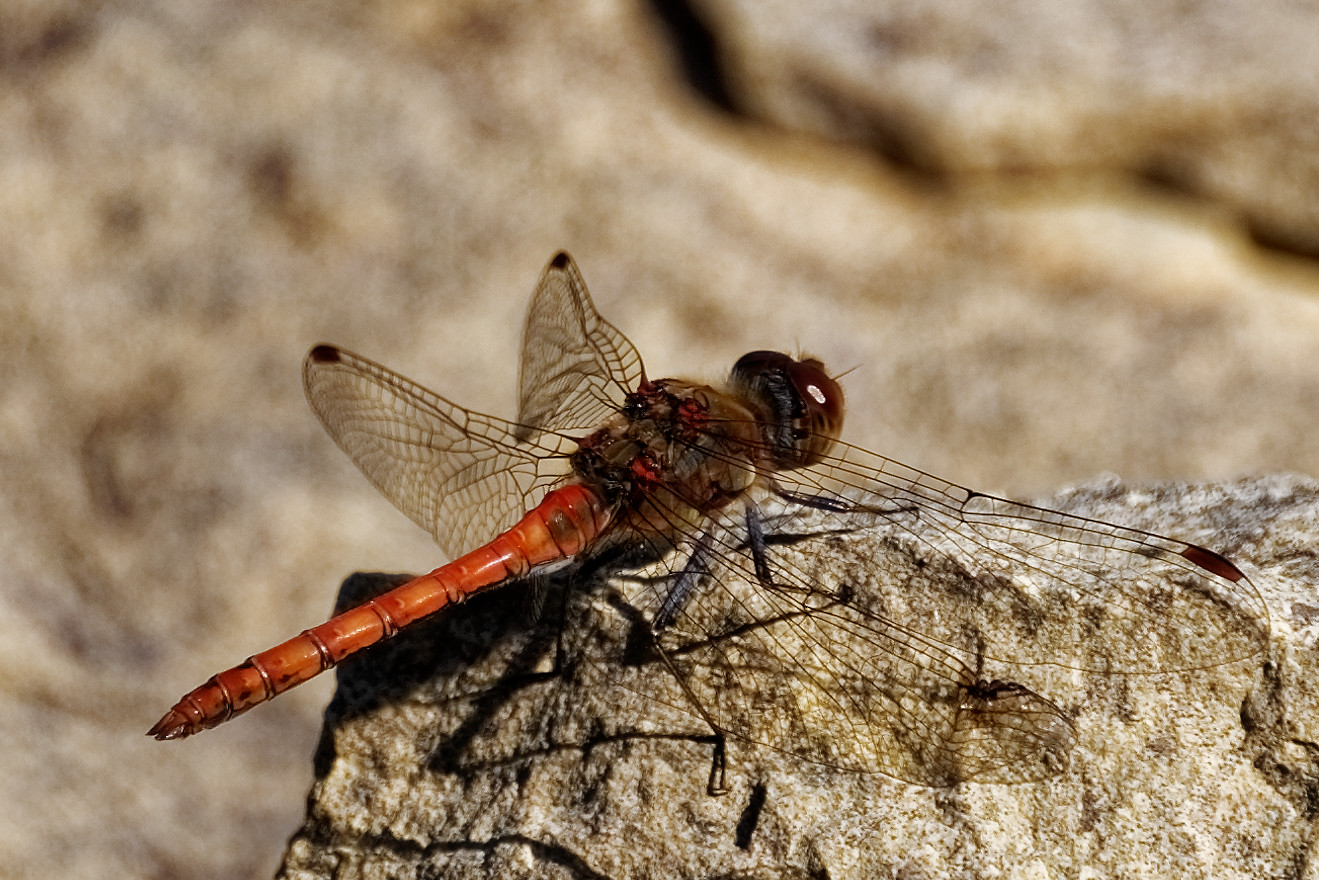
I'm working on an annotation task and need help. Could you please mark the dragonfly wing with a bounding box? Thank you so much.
[515,252,644,437]
[622,508,1077,784]
[765,440,1269,673]
[304,345,574,559]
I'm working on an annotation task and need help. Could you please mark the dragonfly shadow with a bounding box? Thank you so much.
[311,563,713,786]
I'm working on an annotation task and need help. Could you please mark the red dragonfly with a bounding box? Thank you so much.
[150,252,1268,786]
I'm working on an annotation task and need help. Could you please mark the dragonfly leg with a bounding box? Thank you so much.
[772,484,920,520]
[746,503,860,608]
[705,732,729,796]
[652,529,715,631]
[744,504,774,587]
[771,487,853,513]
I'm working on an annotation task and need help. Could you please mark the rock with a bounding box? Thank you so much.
[697,0,1319,256]
[277,476,1313,879]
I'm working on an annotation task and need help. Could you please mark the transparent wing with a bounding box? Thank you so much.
[761,439,1270,673]
[303,345,575,559]
[618,502,1077,785]
[603,429,1266,784]
[515,251,644,437]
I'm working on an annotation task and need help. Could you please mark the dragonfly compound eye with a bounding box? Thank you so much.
[731,350,845,470]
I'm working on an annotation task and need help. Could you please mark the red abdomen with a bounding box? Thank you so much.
[148,483,611,739]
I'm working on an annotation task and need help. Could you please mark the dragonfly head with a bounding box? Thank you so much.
[731,350,845,470]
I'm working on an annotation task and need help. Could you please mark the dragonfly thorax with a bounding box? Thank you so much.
[569,379,763,535]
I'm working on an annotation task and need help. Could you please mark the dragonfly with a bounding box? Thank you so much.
[150,251,1269,787]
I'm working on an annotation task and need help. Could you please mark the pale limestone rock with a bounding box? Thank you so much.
[278,477,1310,879]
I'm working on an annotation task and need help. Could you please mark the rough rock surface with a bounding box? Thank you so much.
[4,0,1319,878]
[276,477,1315,880]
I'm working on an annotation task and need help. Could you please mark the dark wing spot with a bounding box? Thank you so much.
[1180,545,1243,582]
[308,345,341,364]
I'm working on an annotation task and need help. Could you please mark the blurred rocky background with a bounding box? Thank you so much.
[2,0,1318,877]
